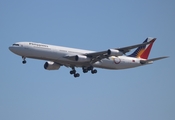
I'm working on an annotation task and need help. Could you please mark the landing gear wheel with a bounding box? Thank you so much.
[74,73,80,78]
[93,69,97,73]
[83,69,88,73]
[70,67,80,78]
[70,70,76,75]
[91,69,97,74]
[22,57,26,64]
[22,60,26,64]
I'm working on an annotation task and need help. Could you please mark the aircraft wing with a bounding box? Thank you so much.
[84,41,152,64]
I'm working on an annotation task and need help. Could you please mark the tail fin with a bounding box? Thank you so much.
[129,37,156,59]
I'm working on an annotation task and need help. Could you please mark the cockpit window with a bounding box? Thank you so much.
[13,44,20,46]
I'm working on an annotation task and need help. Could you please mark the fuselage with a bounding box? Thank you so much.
[9,42,144,70]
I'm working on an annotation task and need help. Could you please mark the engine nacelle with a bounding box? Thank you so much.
[107,49,123,56]
[44,61,60,70]
[75,55,91,62]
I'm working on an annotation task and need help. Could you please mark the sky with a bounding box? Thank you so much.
[0,0,175,120]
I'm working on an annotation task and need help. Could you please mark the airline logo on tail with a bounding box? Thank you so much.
[129,38,156,59]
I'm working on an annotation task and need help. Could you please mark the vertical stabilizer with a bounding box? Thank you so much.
[129,38,156,59]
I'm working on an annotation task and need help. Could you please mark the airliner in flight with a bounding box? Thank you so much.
[9,37,168,77]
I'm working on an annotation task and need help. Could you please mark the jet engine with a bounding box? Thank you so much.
[75,55,91,62]
[107,49,123,56]
[44,61,60,70]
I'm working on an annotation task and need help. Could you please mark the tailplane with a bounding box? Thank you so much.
[129,37,156,59]
[140,56,169,64]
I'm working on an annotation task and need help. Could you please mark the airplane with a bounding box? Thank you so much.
[9,37,168,78]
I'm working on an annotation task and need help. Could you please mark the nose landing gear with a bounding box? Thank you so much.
[22,57,27,64]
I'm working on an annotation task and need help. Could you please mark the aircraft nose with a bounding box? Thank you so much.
[9,46,15,53]
[9,46,13,51]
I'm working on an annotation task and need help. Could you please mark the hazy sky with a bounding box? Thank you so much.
[1,0,174,120]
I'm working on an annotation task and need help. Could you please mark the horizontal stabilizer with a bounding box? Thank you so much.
[147,56,169,62]
[140,56,169,64]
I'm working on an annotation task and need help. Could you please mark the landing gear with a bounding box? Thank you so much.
[70,67,80,78]
[70,69,76,74]
[82,67,88,73]
[22,57,27,64]
[70,66,97,78]
[74,73,80,77]
[22,60,27,64]
[82,66,97,74]
[91,69,97,74]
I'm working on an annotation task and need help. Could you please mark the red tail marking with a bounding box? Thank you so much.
[140,39,155,59]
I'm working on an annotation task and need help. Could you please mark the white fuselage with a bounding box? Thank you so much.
[9,42,144,70]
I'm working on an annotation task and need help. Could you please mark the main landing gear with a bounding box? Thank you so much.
[22,56,27,64]
[70,66,98,78]
[70,67,80,78]
[82,66,97,74]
